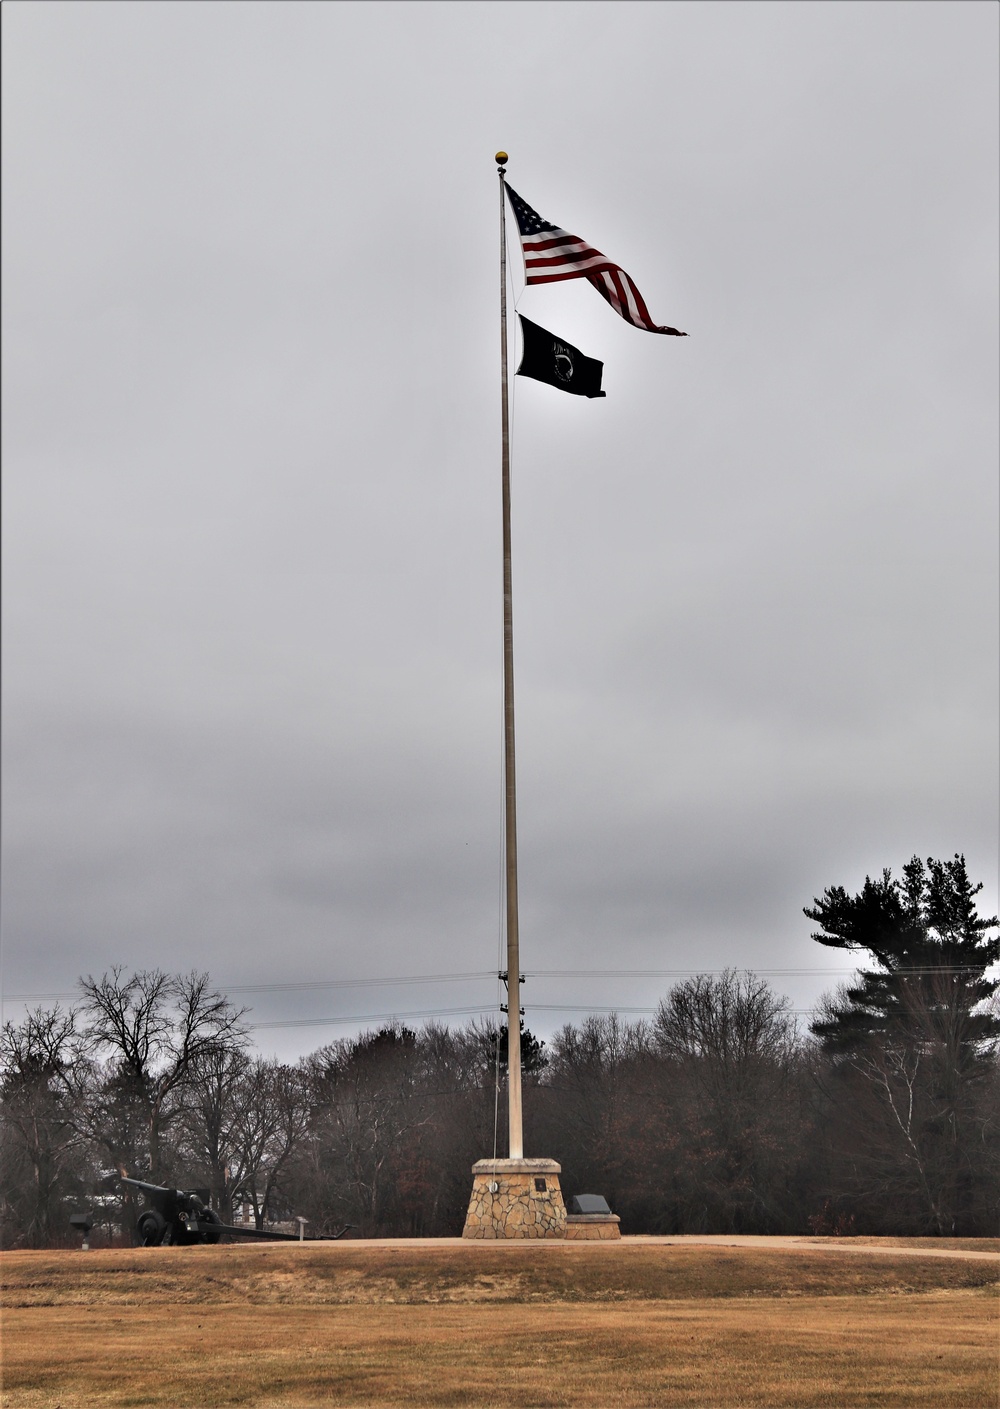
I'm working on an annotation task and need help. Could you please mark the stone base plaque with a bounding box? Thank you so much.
[565,1212,621,1240]
[462,1158,567,1239]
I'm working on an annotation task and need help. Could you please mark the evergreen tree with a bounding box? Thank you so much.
[806,855,999,1234]
[806,854,998,1056]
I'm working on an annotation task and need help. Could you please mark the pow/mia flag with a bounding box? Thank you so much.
[516,315,606,399]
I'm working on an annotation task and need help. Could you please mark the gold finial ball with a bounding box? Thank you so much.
[495,151,508,164]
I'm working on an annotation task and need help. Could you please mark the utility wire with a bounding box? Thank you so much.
[247,1003,852,1032]
[3,964,987,1005]
[251,1005,497,1031]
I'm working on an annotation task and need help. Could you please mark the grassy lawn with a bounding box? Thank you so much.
[2,1241,997,1407]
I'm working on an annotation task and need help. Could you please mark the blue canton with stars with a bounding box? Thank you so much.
[505,185,558,237]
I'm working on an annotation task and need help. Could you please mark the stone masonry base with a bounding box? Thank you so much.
[462,1158,567,1239]
[565,1213,621,1240]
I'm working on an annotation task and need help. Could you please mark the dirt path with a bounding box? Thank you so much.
[634,1235,1000,1262]
[308,1234,999,1263]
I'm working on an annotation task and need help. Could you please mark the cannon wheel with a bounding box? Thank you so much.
[199,1209,223,1245]
[137,1209,167,1247]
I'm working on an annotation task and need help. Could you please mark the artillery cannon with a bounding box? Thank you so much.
[122,1178,352,1246]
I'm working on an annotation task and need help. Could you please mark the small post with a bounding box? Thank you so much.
[70,1213,94,1250]
[296,1216,308,1242]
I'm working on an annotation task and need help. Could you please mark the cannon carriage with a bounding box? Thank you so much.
[121,1177,351,1246]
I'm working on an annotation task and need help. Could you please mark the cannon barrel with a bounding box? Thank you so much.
[121,1178,171,1194]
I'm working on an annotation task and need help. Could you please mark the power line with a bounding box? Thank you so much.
[248,1003,824,1031]
[233,971,497,994]
[2,964,986,1006]
[534,968,837,979]
[2,975,496,1005]
[250,1005,496,1031]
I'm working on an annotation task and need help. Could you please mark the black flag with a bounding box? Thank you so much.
[515,315,606,398]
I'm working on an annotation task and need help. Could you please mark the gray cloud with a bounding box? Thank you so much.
[3,2,996,1059]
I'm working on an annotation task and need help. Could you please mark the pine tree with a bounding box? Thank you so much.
[806,855,999,1234]
[806,854,998,1057]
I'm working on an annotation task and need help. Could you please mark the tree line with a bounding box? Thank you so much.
[3,854,997,1245]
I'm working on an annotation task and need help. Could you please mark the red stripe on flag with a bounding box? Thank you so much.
[521,232,593,253]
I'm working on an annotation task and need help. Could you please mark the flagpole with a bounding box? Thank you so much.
[496,151,523,1161]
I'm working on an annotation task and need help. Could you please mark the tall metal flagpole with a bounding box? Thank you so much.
[496,151,523,1161]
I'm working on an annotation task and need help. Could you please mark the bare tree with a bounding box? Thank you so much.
[229,1058,311,1229]
[175,1045,253,1221]
[545,1014,655,1215]
[303,1026,435,1234]
[652,971,806,1232]
[78,969,249,1182]
[0,1006,89,1245]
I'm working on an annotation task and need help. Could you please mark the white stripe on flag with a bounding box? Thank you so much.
[527,252,609,278]
[621,273,643,327]
[600,270,622,315]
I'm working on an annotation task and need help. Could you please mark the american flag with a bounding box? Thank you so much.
[505,184,686,337]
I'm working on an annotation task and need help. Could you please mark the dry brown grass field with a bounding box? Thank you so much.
[2,1237,997,1408]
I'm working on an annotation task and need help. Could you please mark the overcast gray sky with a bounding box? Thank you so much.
[3,1,997,1061]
